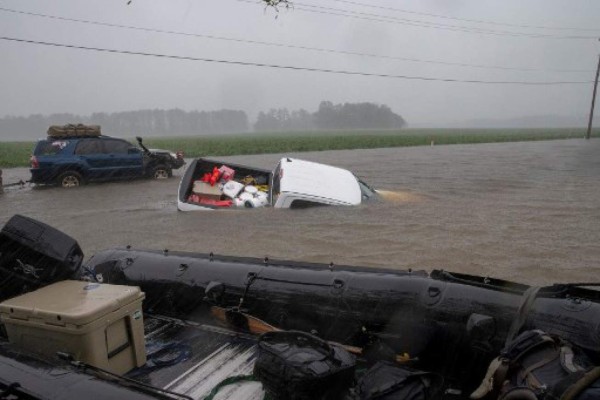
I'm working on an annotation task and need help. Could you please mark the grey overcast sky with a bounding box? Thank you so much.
[0,0,599,127]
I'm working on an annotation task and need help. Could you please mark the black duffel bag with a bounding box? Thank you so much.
[253,330,356,400]
[357,361,443,400]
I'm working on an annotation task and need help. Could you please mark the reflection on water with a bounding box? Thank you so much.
[376,190,425,203]
[1,139,599,285]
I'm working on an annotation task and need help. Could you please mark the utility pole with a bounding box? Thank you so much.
[586,53,600,140]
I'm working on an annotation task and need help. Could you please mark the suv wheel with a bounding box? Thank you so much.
[151,165,171,179]
[57,171,83,188]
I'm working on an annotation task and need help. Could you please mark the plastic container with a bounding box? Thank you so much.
[244,185,259,195]
[238,192,254,202]
[0,280,146,375]
[222,181,244,198]
[244,196,269,208]
[218,165,235,181]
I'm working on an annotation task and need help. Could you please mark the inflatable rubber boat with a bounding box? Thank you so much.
[0,214,599,400]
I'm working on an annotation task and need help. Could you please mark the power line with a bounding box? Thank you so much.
[236,0,598,40]
[0,6,592,74]
[323,0,600,33]
[291,1,598,40]
[0,36,593,85]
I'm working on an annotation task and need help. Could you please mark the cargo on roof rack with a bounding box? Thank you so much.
[47,124,101,138]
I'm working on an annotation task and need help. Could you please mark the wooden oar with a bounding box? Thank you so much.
[210,306,411,363]
[210,306,280,335]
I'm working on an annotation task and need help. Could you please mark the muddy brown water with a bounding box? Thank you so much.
[1,139,599,286]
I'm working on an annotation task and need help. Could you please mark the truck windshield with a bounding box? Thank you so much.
[270,163,281,204]
[357,177,376,200]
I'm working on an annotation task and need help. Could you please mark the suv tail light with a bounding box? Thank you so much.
[30,155,39,169]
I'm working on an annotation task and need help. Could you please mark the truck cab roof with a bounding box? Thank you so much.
[273,158,362,207]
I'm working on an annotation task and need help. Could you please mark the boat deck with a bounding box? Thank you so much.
[135,315,264,400]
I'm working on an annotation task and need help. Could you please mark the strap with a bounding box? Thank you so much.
[494,360,511,394]
[500,387,538,400]
[470,357,503,399]
[559,346,585,374]
[505,286,541,347]
[548,366,600,400]
[470,357,510,399]
[519,351,559,390]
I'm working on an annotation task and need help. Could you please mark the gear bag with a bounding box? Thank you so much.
[471,330,600,400]
[253,330,356,400]
[357,361,443,400]
[47,124,101,138]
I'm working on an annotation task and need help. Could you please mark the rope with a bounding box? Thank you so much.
[203,374,264,400]
[127,342,192,378]
[552,366,600,400]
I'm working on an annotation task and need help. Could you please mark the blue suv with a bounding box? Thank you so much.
[30,134,184,188]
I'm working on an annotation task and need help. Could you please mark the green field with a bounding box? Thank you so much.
[0,128,596,168]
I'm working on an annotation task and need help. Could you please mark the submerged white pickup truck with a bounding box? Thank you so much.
[177,157,377,211]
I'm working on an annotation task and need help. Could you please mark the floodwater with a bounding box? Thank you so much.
[1,139,599,286]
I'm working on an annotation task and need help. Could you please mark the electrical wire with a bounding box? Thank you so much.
[0,6,592,74]
[322,0,600,33]
[236,0,598,40]
[0,36,593,85]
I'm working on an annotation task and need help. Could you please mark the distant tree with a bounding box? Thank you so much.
[289,109,314,131]
[254,108,314,132]
[313,101,405,130]
[314,101,337,130]
[253,101,405,132]
[254,108,290,132]
[0,108,250,138]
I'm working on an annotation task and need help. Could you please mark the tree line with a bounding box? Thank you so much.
[255,101,406,132]
[0,109,248,139]
[0,102,406,139]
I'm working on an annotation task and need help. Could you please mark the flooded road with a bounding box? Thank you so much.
[1,139,599,285]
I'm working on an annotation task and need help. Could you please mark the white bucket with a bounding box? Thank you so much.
[223,181,245,198]
[244,185,258,195]
[244,195,269,208]
[238,192,254,202]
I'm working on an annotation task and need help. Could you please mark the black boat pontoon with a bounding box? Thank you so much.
[0,214,598,400]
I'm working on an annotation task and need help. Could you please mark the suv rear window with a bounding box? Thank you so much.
[75,139,103,155]
[34,140,69,156]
